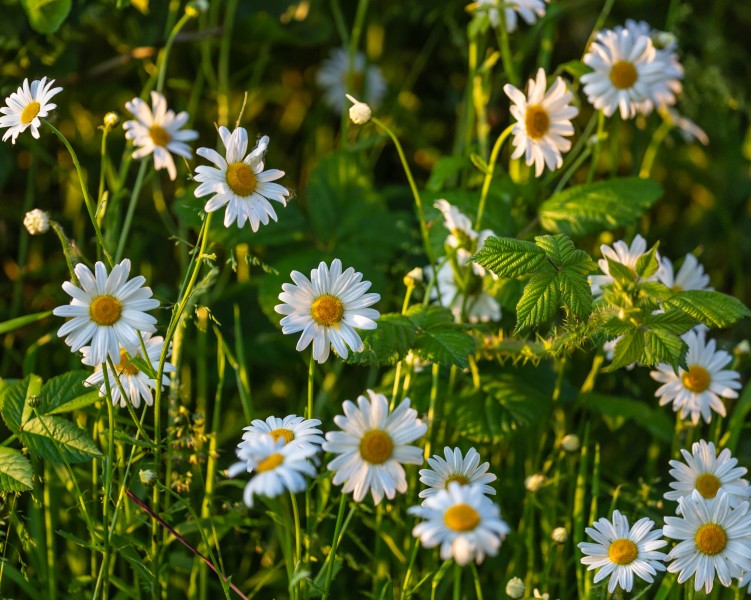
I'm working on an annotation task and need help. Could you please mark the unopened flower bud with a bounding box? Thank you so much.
[23,209,50,235]
[103,112,119,129]
[404,267,423,286]
[346,94,372,125]
[139,469,158,487]
[653,31,676,49]
[27,395,41,408]
[185,0,208,17]
[525,473,546,493]
[505,577,525,599]
[551,526,568,544]
[561,434,581,453]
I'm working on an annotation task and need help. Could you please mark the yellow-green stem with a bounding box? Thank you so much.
[475,124,514,230]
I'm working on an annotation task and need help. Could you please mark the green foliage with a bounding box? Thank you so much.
[0,448,33,492]
[20,0,72,33]
[471,237,546,278]
[665,290,751,328]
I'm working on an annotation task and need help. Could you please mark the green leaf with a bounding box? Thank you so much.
[515,270,560,331]
[558,269,592,320]
[538,178,662,236]
[413,326,476,368]
[471,236,547,278]
[39,371,88,414]
[635,243,660,279]
[345,314,415,366]
[605,257,637,285]
[607,329,644,371]
[404,305,455,330]
[20,0,72,34]
[0,310,52,335]
[665,290,751,328]
[47,391,100,416]
[0,447,33,492]
[534,234,597,273]
[0,375,42,435]
[579,393,673,443]
[642,329,687,368]
[426,156,467,191]
[643,311,696,336]
[20,416,102,464]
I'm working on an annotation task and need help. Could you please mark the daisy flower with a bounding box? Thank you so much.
[123,91,198,181]
[274,259,380,364]
[419,447,497,499]
[194,126,290,231]
[316,47,386,112]
[589,234,653,298]
[323,390,426,504]
[425,260,501,324]
[741,571,751,593]
[650,329,741,425]
[504,68,579,177]
[474,0,550,33]
[0,77,62,144]
[657,254,711,291]
[578,510,667,593]
[241,415,324,454]
[664,490,751,593]
[227,434,317,508]
[664,107,709,146]
[52,260,160,366]
[408,483,510,566]
[665,440,750,510]
[433,200,496,277]
[81,333,174,409]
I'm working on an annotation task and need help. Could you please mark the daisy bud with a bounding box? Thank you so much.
[403,267,423,287]
[735,340,750,355]
[505,577,525,599]
[551,526,568,544]
[139,469,158,487]
[26,395,41,409]
[23,209,50,235]
[103,112,119,129]
[185,0,208,17]
[653,31,677,50]
[525,473,546,493]
[561,434,580,453]
[346,94,372,125]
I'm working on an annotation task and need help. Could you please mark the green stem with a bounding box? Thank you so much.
[399,538,420,600]
[217,0,238,125]
[639,119,672,179]
[496,7,517,86]
[323,493,348,599]
[586,111,606,183]
[44,464,57,600]
[100,362,117,599]
[115,160,149,263]
[470,564,483,600]
[424,363,440,460]
[475,124,514,230]
[307,353,315,419]
[452,562,461,600]
[291,491,302,598]
[156,12,193,94]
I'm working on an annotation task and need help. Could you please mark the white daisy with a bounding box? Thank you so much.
[664,490,751,594]
[664,107,709,146]
[433,200,496,277]
[408,483,510,566]
[52,259,160,366]
[226,434,317,508]
[740,570,751,593]
[323,390,426,504]
[589,234,653,298]
[274,259,380,364]
[665,440,750,511]
[194,127,290,231]
[419,447,497,499]
[504,68,579,177]
[578,510,667,593]
[650,329,742,425]
[656,254,711,291]
[474,0,550,33]
[0,77,62,144]
[123,91,198,181]
[316,47,387,112]
[81,333,174,409]
[426,260,501,324]
[241,415,324,454]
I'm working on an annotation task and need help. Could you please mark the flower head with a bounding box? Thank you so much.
[504,68,579,177]
[241,415,324,454]
[275,259,380,364]
[505,577,525,599]
[346,94,372,125]
[425,260,501,324]
[23,209,50,235]
[317,48,386,112]
[657,254,711,291]
[474,0,549,33]
[0,77,62,144]
[123,91,198,180]
[525,473,546,493]
[323,390,426,504]
[194,127,289,231]
[551,527,568,544]
[419,447,497,499]
[589,234,654,298]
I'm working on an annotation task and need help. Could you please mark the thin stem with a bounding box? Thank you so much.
[307,353,315,419]
[291,492,302,598]
[100,362,117,599]
[115,160,149,263]
[586,111,606,183]
[323,493,348,599]
[424,363,440,460]
[43,464,57,600]
[156,12,193,94]
[639,119,672,179]
[470,564,483,600]
[475,124,514,230]
[399,538,420,600]
[452,562,461,600]
[496,7,517,86]
[97,126,110,208]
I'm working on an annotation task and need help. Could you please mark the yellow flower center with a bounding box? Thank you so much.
[21,101,41,125]
[256,453,284,473]
[608,538,638,565]
[524,104,550,139]
[149,125,171,147]
[443,503,481,532]
[444,474,470,488]
[117,349,139,376]
[310,294,344,327]
[269,428,295,445]
[89,295,122,326]
[682,365,711,393]
[694,523,727,556]
[672,284,683,291]
[359,429,394,464]
[225,162,257,197]
[695,473,721,499]
[609,61,638,90]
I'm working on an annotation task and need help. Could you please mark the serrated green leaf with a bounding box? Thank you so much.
[39,371,88,415]
[558,269,593,320]
[665,291,751,328]
[515,270,559,331]
[601,316,635,337]
[20,416,102,464]
[607,329,644,371]
[538,178,662,236]
[605,257,637,285]
[635,243,660,278]
[534,234,597,272]
[345,314,415,366]
[20,0,72,34]
[405,305,454,330]
[644,311,697,335]
[413,325,475,368]
[639,281,675,302]
[471,236,547,278]
[642,329,687,368]
[0,447,33,492]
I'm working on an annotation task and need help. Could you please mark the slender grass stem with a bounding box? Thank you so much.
[399,538,420,600]
[291,491,302,598]
[323,493,348,599]
[496,9,517,86]
[452,562,461,600]
[114,160,148,263]
[424,363,440,460]
[475,124,514,231]
[156,12,193,95]
[470,563,483,600]
[43,463,57,600]
[639,119,672,179]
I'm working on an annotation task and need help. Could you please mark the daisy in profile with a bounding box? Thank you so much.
[665,440,750,510]
[650,329,741,425]
[504,68,579,177]
[657,254,711,291]
[227,434,317,508]
[275,259,380,364]
[241,415,324,454]
[419,447,497,499]
[323,390,426,504]
[194,127,290,231]
[578,510,667,593]
[52,259,160,366]
[123,91,198,180]
[316,47,386,112]
[0,77,62,144]
[426,259,501,324]
[433,200,496,277]
[81,333,174,409]
[408,483,510,565]
[474,0,550,33]
[664,490,751,593]
[589,234,654,298]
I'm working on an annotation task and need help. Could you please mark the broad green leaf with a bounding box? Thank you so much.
[404,305,454,330]
[20,0,72,34]
[0,447,33,492]
[642,329,687,368]
[605,257,637,285]
[0,310,52,335]
[427,156,467,191]
[643,311,696,336]
[39,370,88,414]
[471,236,547,278]
[47,391,100,416]
[534,234,597,272]
[0,375,42,435]
[20,416,102,464]
[607,329,644,371]
[413,326,476,368]
[558,270,593,320]
[345,314,415,366]
[635,243,660,279]
[538,178,662,236]
[665,291,751,328]
[515,269,559,331]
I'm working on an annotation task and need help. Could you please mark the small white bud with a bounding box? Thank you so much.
[185,0,208,17]
[653,31,676,49]
[404,267,423,286]
[23,209,50,235]
[524,473,546,493]
[505,577,526,599]
[103,112,119,129]
[735,340,750,355]
[346,94,372,125]
[139,469,158,487]
[561,434,581,453]
[551,526,568,544]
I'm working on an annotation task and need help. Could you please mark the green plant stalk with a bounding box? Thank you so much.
[586,111,606,183]
[323,493,348,599]
[233,304,253,422]
[372,503,385,595]
[341,0,370,142]
[496,7,517,86]
[452,562,461,600]
[470,563,484,600]
[399,538,420,600]
[639,119,672,179]
[97,126,110,209]
[469,39,490,161]
[304,351,316,597]
[114,160,148,263]
[291,492,303,598]
[474,124,514,230]
[156,12,193,94]
[100,362,117,600]
[217,0,239,125]
[43,463,57,600]
[424,363,440,460]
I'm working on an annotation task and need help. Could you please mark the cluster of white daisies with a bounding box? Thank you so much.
[592,234,742,425]
[227,390,511,566]
[580,440,751,594]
